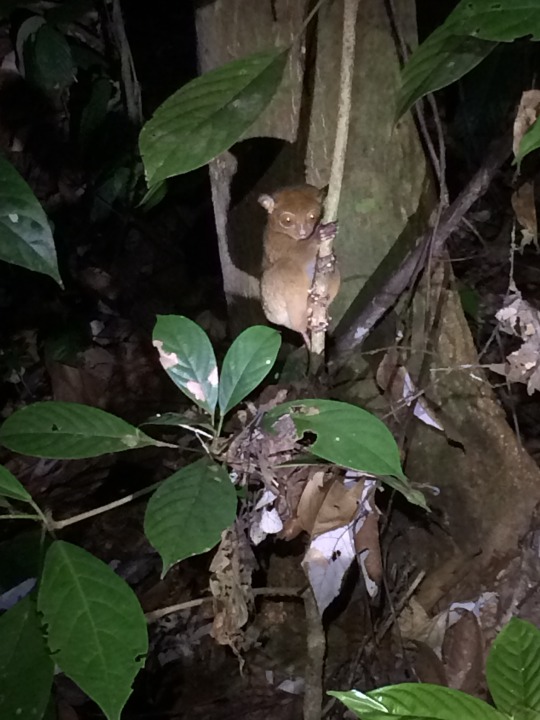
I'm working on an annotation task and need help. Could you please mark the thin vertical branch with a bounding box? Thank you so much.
[308,0,360,367]
[302,586,326,720]
[111,0,142,128]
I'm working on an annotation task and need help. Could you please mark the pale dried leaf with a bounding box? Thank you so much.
[377,348,443,430]
[303,525,355,614]
[513,89,540,156]
[492,292,540,393]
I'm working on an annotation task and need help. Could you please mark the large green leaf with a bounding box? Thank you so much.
[329,684,507,719]
[219,326,281,417]
[38,541,148,720]
[0,155,61,284]
[0,401,161,458]
[153,315,218,417]
[24,22,75,92]
[444,0,540,42]
[397,33,495,118]
[144,458,237,574]
[140,50,288,186]
[0,595,54,720]
[398,0,540,117]
[0,464,32,503]
[264,400,426,509]
[486,618,540,716]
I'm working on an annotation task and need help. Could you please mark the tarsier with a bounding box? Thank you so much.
[258,184,340,345]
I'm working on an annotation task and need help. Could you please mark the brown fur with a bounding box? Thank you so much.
[258,185,340,343]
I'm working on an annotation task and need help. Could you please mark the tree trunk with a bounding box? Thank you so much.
[194,0,540,670]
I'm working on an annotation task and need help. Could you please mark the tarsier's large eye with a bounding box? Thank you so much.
[281,214,293,226]
[308,212,316,221]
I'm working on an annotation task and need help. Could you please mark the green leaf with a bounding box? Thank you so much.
[219,326,281,416]
[265,400,426,509]
[0,530,50,592]
[0,401,161,459]
[140,50,288,186]
[79,76,113,149]
[38,541,148,720]
[459,286,480,321]
[153,315,218,417]
[380,474,428,510]
[144,458,237,574]
[486,618,540,716]
[0,0,38,21]
[329,683,507,719]
[141,411,214,434]
[398,0,540,118]
[0,155,61,285]
[398,32,495,118]
[328,689,386,715]
[91,165,132,222]
[46,0,95,26]
[138,179,168,211]
[25,23,75,92]
[443,0,540,42]
[0,595,54,720]
[517,117,540,164]
[0,464,31,503]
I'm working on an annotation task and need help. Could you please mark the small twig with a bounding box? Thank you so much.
[294,0,330,42]
[303,586,326,720]
[308,0,360,368]
[332,134,512,357]
[0,513,41,522]
[145,586,303,623]
[146,597,206,622]
[111,0,142,127]
[51,481,162,530]
[385,0,447,203]
[376,570,425,642]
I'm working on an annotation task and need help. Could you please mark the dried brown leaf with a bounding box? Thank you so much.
[513,89,540,156]
[442,611,484,695]
[512,181,538,250]
[209,524,256,652]
[311,476,365,537]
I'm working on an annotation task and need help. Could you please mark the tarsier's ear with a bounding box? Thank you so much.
[317,185,329,203]
[258,193,275,213]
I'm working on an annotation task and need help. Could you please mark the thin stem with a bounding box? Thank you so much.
[309,0,360,364]
[322,0,359,224]
[145,586,303,623]
[303,585,326,720]
[293,0,330,44]
[111,0,142,127]
[51,481,162,530]
[0,513,41,522]
[215,415,224,440]
[29,499,50,528]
